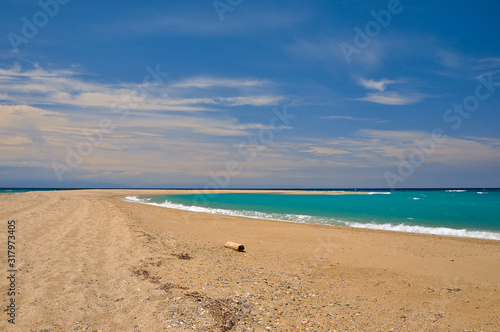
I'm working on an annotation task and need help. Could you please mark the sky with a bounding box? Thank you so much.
[0,0,499,188]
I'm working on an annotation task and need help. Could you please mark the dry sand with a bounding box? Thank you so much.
[0,189,499,331]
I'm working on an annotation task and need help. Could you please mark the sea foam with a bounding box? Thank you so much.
[346,222,500,240]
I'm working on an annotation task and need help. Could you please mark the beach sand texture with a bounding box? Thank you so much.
[0,189,499,331]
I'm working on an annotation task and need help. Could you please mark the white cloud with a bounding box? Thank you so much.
[2,105,498,186]
[322,116,371,121]
[299,129,500,169]
[357,91,423,105]
[172,77,270,89]
[354,76,423,105]
[0,65,284,111]
[0,64,294,185]
[220,96,283,106]
[356,78,396,92]
[0,103,296,180]
[303,146,351,155]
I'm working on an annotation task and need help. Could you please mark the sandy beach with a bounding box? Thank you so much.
[0,189,499,331]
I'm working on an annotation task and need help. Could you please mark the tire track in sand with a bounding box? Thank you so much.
[1,191,163,331]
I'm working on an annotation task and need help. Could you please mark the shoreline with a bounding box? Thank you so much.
[1,189,499,330]
[123,190,500,242]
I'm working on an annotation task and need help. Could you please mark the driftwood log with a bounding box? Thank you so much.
[224,241,245,252]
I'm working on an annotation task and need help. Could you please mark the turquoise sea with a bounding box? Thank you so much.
[126,189,500,240]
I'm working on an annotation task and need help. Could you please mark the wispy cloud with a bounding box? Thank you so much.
[474,57,500,71]
[0,65,284,110]
[303,146,351,155]
[356,78,396,92]
[431,48,500,80]
[300,129,500,167]
[435,49,465,68]
[357,91,423,105]
[172,77,271,89]
[0,101,302,186]
[359,129,500,166]
[220,96,283,106]
[0,103,293,175]
[355,76,423,105]
[322,116,372,121]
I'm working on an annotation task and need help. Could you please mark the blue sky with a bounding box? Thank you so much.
[0,0,499,188]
